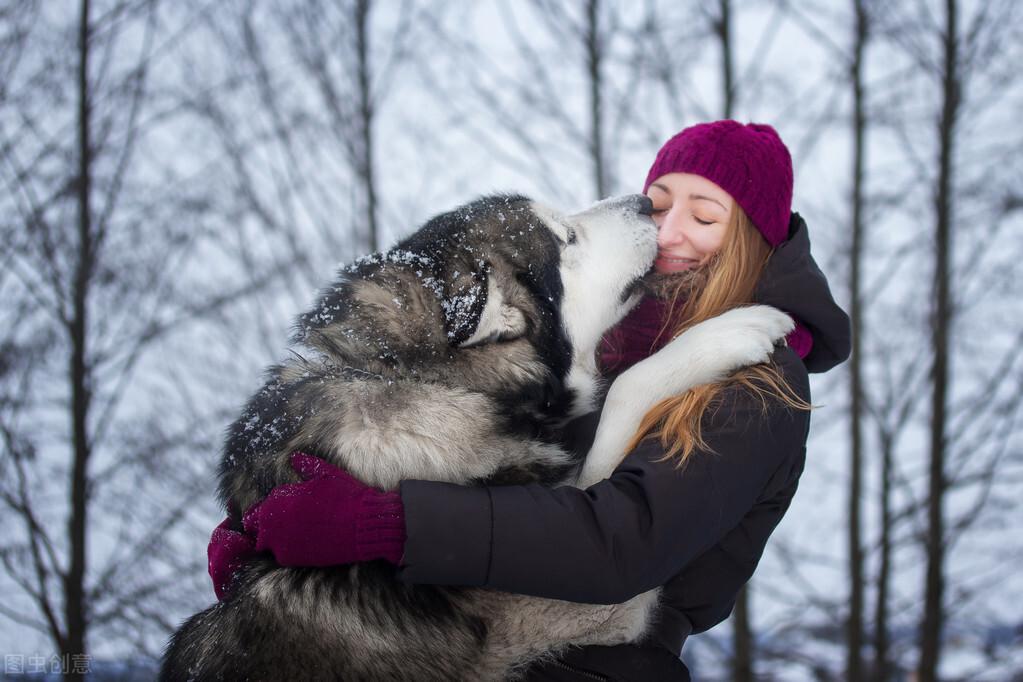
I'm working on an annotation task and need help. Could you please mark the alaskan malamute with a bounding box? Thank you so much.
[161,194,793,681]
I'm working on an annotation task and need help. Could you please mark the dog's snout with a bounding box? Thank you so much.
[614,194,654,216]
[594,193,653,216]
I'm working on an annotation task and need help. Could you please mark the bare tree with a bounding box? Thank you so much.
[0,0,295,670]
[181,0,436,292]
[918,3,958,678]
[413,0,655,206]
[67,0,94,667]
[846,1,870,679]
[653,1,1023,678]
[354,0,379,251]
[867,1,1023,677]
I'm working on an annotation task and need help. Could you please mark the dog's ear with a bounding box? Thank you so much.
[442,266,527,348]
[439,265,488,345]
[459,274,528,347]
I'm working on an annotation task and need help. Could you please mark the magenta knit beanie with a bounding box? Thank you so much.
[643,120,793,247]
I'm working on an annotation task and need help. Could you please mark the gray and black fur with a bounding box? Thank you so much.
[161,194,660,681]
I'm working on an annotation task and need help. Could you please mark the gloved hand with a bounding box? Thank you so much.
[208,516,257,601]
[206,452,406,601]
[243,452,407,567]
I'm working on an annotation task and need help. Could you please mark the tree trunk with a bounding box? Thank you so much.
[919,0,958,679]
[846,1,868,679]
[585,0,606,200]
[872,428,894,681]
[732,584,754,682]
[65,0,93,677]
[719,0,734,118]
[355,0,378,252]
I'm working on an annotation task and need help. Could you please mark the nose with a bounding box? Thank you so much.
[656,209,686,246]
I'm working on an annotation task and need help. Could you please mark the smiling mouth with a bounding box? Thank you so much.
[657,255,699,264]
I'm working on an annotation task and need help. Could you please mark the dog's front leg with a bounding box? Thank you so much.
[576,305,794,487]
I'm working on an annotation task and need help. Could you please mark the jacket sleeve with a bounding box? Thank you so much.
[398,349,810,604]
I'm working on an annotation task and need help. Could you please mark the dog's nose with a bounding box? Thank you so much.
[622,194,654,216]
[636,195,653,216]
[600,194,653,215]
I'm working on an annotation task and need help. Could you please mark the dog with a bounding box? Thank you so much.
[160,193,793,681]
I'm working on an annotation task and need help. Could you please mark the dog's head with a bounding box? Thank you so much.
[296,193,657,418]
[527,195,659,412]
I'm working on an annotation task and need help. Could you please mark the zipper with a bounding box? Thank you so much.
[549,659,613,682]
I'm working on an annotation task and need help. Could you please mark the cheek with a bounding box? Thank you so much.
[693,226,726,255]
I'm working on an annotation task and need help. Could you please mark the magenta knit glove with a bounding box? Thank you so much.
[208,516,257,601]
[241,452,406,568]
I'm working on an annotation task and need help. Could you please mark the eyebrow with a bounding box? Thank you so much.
[689,194,727,211]
[650,183,727,212]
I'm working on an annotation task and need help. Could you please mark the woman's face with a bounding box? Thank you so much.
[646,172,733,274]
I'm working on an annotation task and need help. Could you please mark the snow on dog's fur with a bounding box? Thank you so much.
[160,193,793,681]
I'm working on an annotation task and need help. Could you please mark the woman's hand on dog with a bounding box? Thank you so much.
[207,516,257,601]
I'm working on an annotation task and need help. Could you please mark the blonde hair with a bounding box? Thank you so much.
[625,206,811,468]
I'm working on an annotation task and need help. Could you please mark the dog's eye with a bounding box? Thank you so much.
[566,227,577,245]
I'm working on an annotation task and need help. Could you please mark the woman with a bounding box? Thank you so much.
[209,120,851,680]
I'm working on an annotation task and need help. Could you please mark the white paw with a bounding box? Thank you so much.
[664,305,794,385]
[702,304,793,362]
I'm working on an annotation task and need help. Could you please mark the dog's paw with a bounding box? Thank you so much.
[664,305,794,385]
[705,304,794,362]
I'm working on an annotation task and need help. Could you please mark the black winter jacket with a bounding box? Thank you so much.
[397,214,851,680]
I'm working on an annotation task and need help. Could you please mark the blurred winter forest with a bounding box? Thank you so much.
[1,0,1021,680]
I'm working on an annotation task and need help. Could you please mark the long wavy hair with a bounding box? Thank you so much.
[624,205,812,468]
